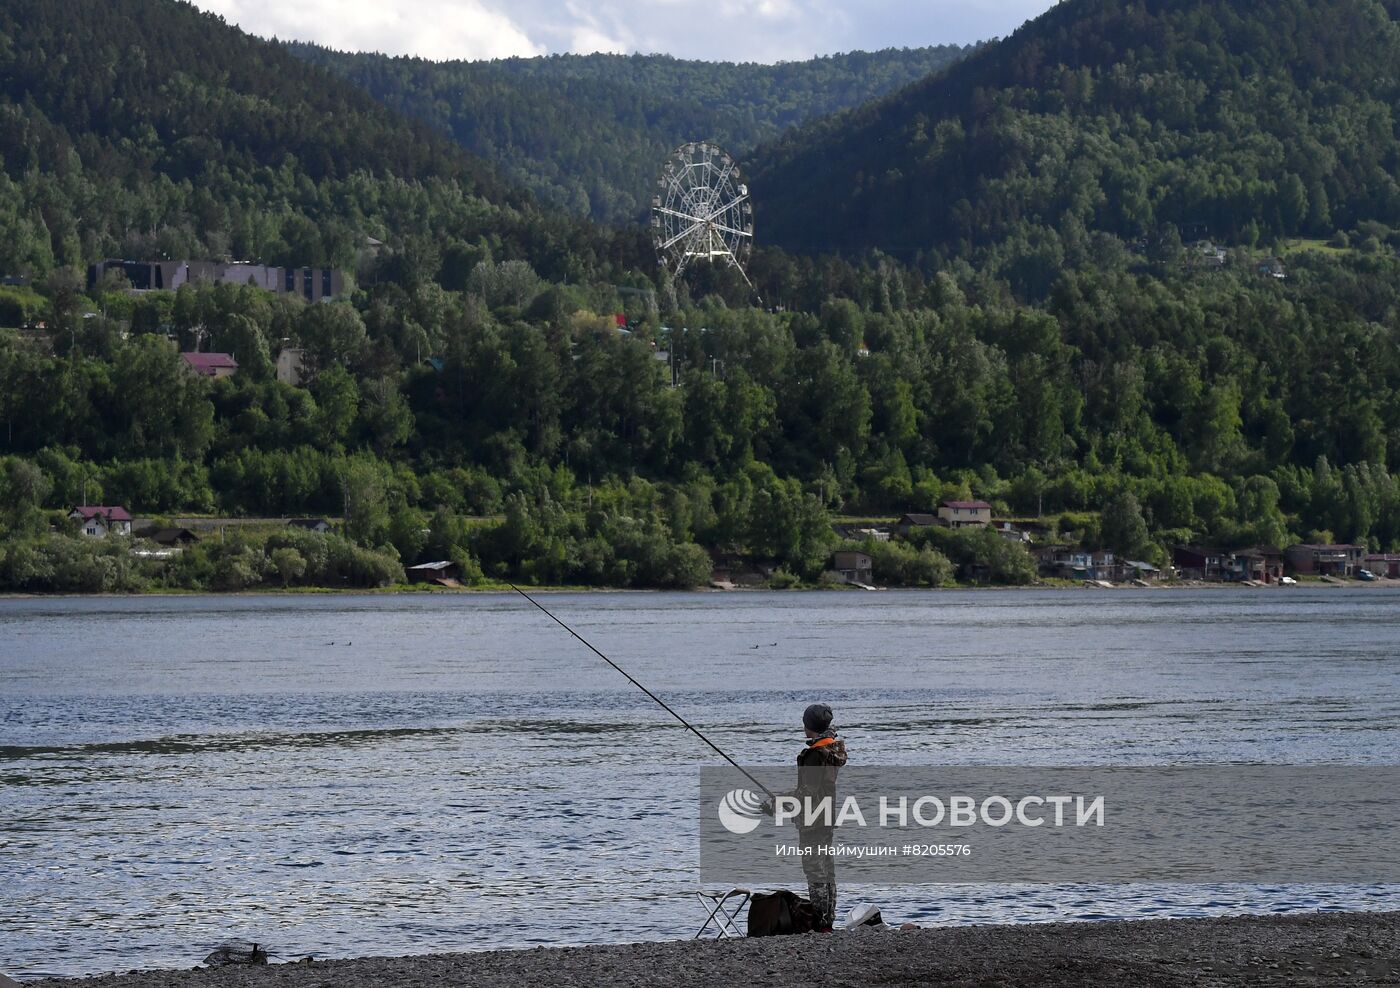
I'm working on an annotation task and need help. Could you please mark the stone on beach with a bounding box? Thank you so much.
[201,943,268,968]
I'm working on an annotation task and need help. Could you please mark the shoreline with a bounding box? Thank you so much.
[1,578,1398,600]
[27,911,1400,987]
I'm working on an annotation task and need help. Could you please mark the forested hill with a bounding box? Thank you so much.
[286,45,970,225]
[0,0,627,280]
[750,0,1400,282]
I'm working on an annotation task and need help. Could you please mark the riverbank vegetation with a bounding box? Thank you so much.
[3,0,1400,592]
[3,240,1399,592]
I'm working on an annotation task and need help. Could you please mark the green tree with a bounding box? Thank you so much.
[2,458,52,535]
[312,366,360,447]
[1100,491,1150,559]
[341,458,390,546]
[270,546,307,588]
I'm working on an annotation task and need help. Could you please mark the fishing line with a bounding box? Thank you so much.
[509,584,776,799]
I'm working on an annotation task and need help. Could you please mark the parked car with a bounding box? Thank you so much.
[1357,569,1377,582]
[1279,576,1298,586]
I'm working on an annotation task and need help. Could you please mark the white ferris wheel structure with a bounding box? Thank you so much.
[651,142,754,286]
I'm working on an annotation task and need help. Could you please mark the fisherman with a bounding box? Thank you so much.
[780,702,848,932]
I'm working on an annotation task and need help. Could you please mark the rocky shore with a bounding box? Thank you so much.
[31,911,1400,988]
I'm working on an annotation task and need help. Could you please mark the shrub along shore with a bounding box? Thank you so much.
[0,508,1045,593]
[0,523,1391,595]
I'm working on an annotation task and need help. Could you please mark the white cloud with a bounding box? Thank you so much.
[191,0,1057,62]
[559,0,633,55]
[198,0,544,59]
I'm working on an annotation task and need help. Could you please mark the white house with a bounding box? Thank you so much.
[276,347,306,386]
[70,506,133,538]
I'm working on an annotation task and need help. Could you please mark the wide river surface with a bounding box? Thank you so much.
[3,588,1400,978]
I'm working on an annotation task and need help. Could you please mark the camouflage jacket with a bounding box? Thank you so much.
[790,730,848,826]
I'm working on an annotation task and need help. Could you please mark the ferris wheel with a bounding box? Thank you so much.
[651,142,754,285]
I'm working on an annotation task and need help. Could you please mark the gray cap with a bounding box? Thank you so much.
[803,703,833,732]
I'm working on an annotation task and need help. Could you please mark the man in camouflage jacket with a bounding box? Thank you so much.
[791,702,848,931]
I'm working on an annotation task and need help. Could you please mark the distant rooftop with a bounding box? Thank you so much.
[180,352,238,374]
[71,505,132,522]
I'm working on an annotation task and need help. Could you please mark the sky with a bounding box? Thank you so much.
[192,0,1059,63]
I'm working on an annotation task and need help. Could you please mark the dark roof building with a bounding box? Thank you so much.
[830,551,874,587]
[138,526,200,546]
[1284,544,1365,577]
[287,518,332,533]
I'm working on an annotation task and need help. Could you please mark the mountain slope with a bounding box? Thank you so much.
[750,0,1400,265]
[0,0,615,278]
[287,46,970,225]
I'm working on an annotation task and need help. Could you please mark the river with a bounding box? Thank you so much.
[3,588,1399,977]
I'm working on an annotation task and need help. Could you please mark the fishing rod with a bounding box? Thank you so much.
[509,584,776,799]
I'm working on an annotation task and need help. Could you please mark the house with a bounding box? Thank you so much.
[406,560,462,587]
[88,260,346,301]
[832,523,891,542]
[1169,546,1282,583]
[1120,560,1162,583]
[288,518,332,534]
[1284,544,1366,577]
[69,506,133,538]
[181,352,239,378]
[1364,554,1400,579]
[1258,258,1287,280]
[938,500,992,528]
[1171,546,1232,582]
[994,522,1033,544]
[1034,545,1116,581]
[830,551,874,587]
[1031,544,1066,570]
[851,527,891,543]
[1234,547,1285,583]
[276,347,305,386]
[709,551,775,587]
[1193,241,1228,266]
[896,513,939,533]
[136,526,200,547]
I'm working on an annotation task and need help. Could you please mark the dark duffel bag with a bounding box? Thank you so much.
[747,890,818,937]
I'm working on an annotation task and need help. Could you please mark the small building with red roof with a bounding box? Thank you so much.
[1363,554,1400,579]
[69,506,133,538]
[180,352,239,378]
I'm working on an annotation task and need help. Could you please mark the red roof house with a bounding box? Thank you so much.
[69,506,133,537]
[180,352,239,378]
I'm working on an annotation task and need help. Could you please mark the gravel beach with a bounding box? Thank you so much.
[30,911,1400,988]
